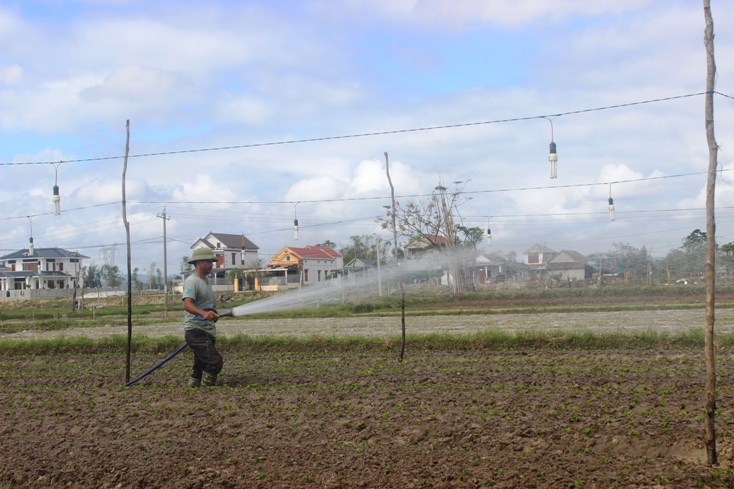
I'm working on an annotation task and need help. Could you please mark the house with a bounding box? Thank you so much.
[190,232,259,288]
[473,253,506,284]
[266,245,342,289]
[0,247,89,300]
[344,258,377,279]
[405,234,449,261]
[545,250,589,281]
[523,244,557,269]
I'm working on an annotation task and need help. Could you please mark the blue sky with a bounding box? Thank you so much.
[1,0,733,273]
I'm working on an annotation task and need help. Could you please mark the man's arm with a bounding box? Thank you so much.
[183,298,219,321]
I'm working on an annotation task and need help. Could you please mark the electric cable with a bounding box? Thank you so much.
[3,169,731,222]
[0,91,715,167]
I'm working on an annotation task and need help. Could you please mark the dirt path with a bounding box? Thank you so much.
[5,308,734,341]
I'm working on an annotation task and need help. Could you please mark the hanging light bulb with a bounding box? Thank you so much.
[549,141,558,179]
[52,162,62,215]
[28,216,34,257]
[546,118,558,179]
[292,202,300,241]
[608,184,615,221]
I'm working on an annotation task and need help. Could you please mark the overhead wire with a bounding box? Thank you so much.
[0,91,716,167]
[3,169,726,222]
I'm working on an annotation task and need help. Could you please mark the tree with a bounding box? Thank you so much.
[456,225,484,250]
[669,229,710,279]
[132,267,144,291]
[683,228,708,252]
[316,240,337,249]
[610,243,652,284]
[147,261,161,289]
[379,178,474,293]
[85,264,103,288]
[180,256,192,276]
[340,235,375,265]
[100,264,123,288]
[720,242,734,276]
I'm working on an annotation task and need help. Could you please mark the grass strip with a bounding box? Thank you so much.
[0,328,728,355]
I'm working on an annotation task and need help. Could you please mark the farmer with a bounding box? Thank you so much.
[182,247,224,387]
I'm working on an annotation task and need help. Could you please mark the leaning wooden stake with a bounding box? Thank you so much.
[385,152,406,361]
[122,120,133,384]
[703,0,719,466]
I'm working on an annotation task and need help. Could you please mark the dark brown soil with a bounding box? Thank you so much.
[2,347,734,488]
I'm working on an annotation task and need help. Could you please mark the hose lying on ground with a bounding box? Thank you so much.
[124,343,188,387]
[124,308,232,387]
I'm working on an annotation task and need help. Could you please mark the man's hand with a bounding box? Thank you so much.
[202,309,219,322]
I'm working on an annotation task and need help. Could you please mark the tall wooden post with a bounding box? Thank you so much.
[122,120,133,384]
[385,152,405,361]
[703,0,719,466]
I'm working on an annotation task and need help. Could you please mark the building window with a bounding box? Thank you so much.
[232,253,236,265]
[304,269,309,282]
[23,263,35,271]
[528,254,540,264]
[59,263,64,271]
[318,270,321,282]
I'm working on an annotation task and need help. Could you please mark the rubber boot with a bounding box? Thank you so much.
[202,371,218,387]
[188,374,201,388]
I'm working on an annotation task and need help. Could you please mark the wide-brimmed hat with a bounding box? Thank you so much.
[188,247,217,264]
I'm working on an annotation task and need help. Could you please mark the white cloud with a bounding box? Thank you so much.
[80,66,192,102]
[171,174,238,209]
[311,0,651,29]
[0,64,22,84]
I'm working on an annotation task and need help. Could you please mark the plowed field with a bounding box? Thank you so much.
[3,345,734,488]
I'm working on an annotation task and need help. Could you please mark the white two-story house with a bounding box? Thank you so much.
[0,247,89,299]
[189,232,260,287]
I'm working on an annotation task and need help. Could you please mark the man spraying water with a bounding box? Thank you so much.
[182,248,224,387]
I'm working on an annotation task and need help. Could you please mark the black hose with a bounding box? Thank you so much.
[124,343,188,387]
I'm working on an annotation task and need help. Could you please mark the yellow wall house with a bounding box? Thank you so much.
[266,245,342,289]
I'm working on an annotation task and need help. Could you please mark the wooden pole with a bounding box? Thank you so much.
[385,152,405,361]
[122,120,133,384]
[703,0,718,466]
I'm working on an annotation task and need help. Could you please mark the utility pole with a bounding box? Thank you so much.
[157,207,170,318]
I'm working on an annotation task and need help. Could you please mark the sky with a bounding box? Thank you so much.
[1,0,733,275]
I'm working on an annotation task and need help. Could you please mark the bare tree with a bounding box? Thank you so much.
[379,178,475,293]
